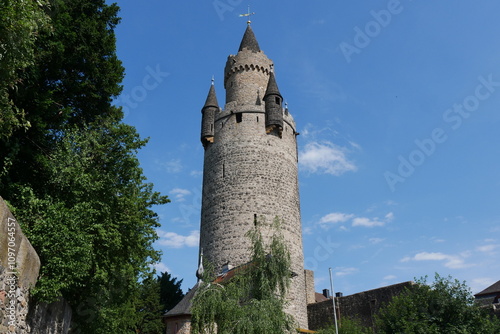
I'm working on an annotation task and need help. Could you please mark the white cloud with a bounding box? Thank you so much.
[317,211,393,229]
[476,244,499,253]
[158,230,200,248]
[369,238,385,245]
[170,188,191,202]
[334,267,358,277]
[380,274,398,287]
[352,217,384,227]
[153,262,171,274]
[303,226,313,235]
[319,212,354,226]
[401,251,471,269]
[158,158,183,173]
[190,170,203,177]
[299,141,357,176]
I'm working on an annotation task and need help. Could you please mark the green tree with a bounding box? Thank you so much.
[376,273,500,334]
[0,1,170,332]
[0,0,49,140]
[0,0,124,187]
[191,218,295,334]
[135,275,166,334]
[159,271,184,313]
[13,120,169,333]
[317,317,371,334]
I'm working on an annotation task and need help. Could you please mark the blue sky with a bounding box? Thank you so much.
[113,0,500,295]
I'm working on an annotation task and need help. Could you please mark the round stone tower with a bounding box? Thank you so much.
[199,24,308,328]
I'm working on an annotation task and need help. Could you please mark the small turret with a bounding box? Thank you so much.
[264,71,284,137]
[201,79,219,148]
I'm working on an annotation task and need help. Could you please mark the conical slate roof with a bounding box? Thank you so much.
[203,83,219,110]
[238,24,261,53]
[264,71,282,98]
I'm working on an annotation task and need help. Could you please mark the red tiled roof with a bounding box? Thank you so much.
[314,292,329,303]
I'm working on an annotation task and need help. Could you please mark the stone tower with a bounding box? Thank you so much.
[199,24,308,328]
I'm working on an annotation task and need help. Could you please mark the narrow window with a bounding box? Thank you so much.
[236,113,242,123]
[254,214,257,226]
[211,124,213,131]
[257,116,259,122]
[275,96,280,105]
[223,163,225,178]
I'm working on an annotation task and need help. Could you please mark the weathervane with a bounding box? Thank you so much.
[239,5,255,24]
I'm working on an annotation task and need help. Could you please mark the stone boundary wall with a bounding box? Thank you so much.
[28,299,72,334]
[0,197,72,333]
[0,197,41,333]
[308,281,413,331]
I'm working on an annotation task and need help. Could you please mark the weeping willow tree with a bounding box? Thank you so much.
[191,218,296,334]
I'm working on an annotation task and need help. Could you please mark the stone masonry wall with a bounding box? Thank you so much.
[200,44,308,328]
[304,270,316,305]
[308,281,413,331]
[0,197,72,334]
[165,316,191,334]
[0,197,40,334]
[28,299,72,334]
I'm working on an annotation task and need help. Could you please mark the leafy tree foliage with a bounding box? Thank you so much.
[0,0,49,139]
[317,317,371,334]
[158,271,184,313]
[376,274,500,334]
[13,120,168,332]
[0,1,170,333]
[135,275,166,334]
[191,218,295,334]
[1,0,124,185]
[134,271,185,334]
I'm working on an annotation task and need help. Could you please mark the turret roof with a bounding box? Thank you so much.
[238,24,261,53]
[202,82,219,110]
[264,71,282,98]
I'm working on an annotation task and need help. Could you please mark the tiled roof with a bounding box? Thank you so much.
[264,72,282,99]
[164,282,199,317]
[314,292,329,303]
[238,24,260,53]
[475,280,500,296]
[203,84,219,110]
[165,264,249,317]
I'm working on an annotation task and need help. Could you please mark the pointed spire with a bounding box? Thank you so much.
[264,71,282,99]
[196,249,204,283]
[203,80,219,111]
[238,24,261,53]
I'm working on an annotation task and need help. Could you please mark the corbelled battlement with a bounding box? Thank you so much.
[224,49,273,107]
[224,53,272,88]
